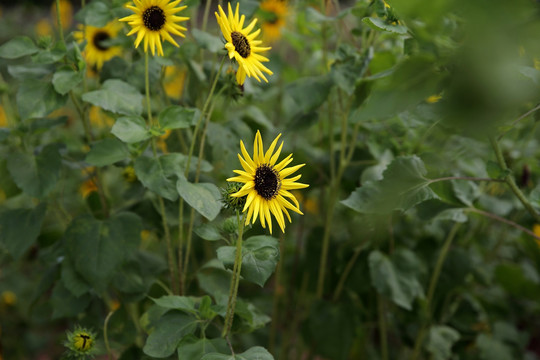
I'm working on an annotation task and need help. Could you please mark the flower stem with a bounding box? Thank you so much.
[332,245,364,302]
[222,211,246,338]
[145,51,178,294]
[410,222,460,360]
[489,137,540,223]
[55,0,65,47]
[104,310,115,360]
[466,207,540,241]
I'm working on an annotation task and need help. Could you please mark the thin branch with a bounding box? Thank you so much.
[466,207,540,241]
[428,176,505,184]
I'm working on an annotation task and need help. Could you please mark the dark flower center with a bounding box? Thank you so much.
[231,31,251,58]
[92,31,110,51]
[143,6,166,31]
[254,164,280,200]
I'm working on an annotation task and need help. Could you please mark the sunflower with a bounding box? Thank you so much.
[120,0,189,56]
[74,22,123,70]
[227,131,308,234]
[215,3,273,85]
[259,0,288,43]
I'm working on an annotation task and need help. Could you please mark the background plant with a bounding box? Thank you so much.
[1,0,540,359]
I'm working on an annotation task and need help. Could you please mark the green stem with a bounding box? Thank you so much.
[201,0,212,33]
[332,245,363,302]
[489,137,540,222]
[317,183,337,298]
[104,310,115,360]
[428,176,505,184]
[145,52,178,293]
[269,233,285,353]
[55,0,65,47]
[377,294,388,360]
[222,211,246,338]
[145,52,154,126]
[411,222,460,360]
[466,207,540,241]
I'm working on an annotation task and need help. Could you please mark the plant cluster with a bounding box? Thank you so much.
[1,0,540,359]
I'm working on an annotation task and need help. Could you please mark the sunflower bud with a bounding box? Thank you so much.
[221,182,246,212]
[64,326,97,359]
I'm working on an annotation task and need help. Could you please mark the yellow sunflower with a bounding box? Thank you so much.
[215,3,273,85]
[227,131,309,234]
[259,0,288,43]
[74,22,123,70]
[120,0,189,56]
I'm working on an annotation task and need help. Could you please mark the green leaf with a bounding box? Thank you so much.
[64,212,142,291]
[82,79,143,116]
[61,259,91,297]
[143,312,198,358]
[476,334,513,360]
[177,336,228,360]
[217,235,280,287]
[111,116,151,143]
[195,224,222,241]
[50,282,92,319]
[7,144,62,198]
[425,326,460,360]
[368,250,424,310]
[159,106,199,130]
[52,66,84,95]
[494,263,540,300]
[192,29,224,53]
[16,80,67,120]
[342,155,437,214]
[202,346,274,360]
[177,174,221,221]
[0,203,47,259]
[85,138,130,166]
[151,295,198,315]
[135,155,179,201]
[0,36,39,59]
[331,46,373,95]
[234,299,271,332]
[362,17,408,34]
[351,56,442,121]
[76,0,112,27]
[196,260,232,298]
[284,75,333,116]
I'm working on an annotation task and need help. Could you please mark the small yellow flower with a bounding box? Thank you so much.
[163,65,187,99]
[534,224,540,246]
[227,131,309,234]
[426,94,442,103]
[74,22,123,70]
[35,19,53,37]
[0,105,7,127]
[80,179,98,198]
[215,3,273,85]
[259,0,288,43]
[1,291,16,306]
[123,166,138,182]
[65,326,96,356]
[88,106,114,128]
[51,0,73,29]
[156,129,172,153]
[120,0,190,56]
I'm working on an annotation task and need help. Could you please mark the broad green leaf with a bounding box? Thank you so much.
[476,334,513,360]
[135,155,179,201]
[52,66,84,95]
[425,326,460,360]
[192,29,224,53]
[50,282,92,319]
[8,64,53,79]
[0,203,47,259]
[217,235,280,287]
[64,212,142,291]
[86,138,130,166]
[61,259,91,297]
[195,224,222,241]
[111,116,151,143]
[7,144,62,198]
[0,36,39,59]
[234,300,271,332]
[494,263,540,300]
[177,175,221,221]
[351,56,441,121]
[159,106,198,130]
[76,0,112,27]
[143,312,198,358]
[177,336,228,360]
[82,79,143,116]
[202,346,274,360]
[284,75,333,116]
[29,116,68,133]
[342,156,437,214]
[151,295,198,315]
[362,17,408,34]
[368,250,424,310]
[331,46,373,95]
[196,260,231,299]
[531,183,540,211]
[16,80,67,120]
